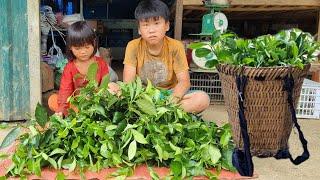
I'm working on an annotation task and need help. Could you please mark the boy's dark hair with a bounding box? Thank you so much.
[135,0,170,22]
[66,21,97,59]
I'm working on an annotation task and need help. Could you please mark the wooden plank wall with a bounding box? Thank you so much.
[0,0,31,121]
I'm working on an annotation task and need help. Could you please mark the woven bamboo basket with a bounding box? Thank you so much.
[217,64,310,157]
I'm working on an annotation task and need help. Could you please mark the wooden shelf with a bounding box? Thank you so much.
[183,0,320,7]
[173,0,320,40]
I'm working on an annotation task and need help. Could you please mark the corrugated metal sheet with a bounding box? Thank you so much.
[0,0,30,121]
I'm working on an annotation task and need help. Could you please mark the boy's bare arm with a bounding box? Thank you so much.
[123,65,137,83]
[172,71,191,101]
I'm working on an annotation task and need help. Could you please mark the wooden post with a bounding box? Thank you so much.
[174,0,183,40]
[28,0,41,114]
[317,11,320,42]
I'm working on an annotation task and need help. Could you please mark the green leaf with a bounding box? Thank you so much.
[69,158,77,172]
[220,131,231,147]
[145,80,153,94]
[121,131,132,149]
[41,152,49,160]
[195,48,211,58]
[87,62,98,82]
[57,156,64,169]
[148,166,160,180]
[49,148,67,156]
[0,127,20,149]
[222,149,236,171]
[0,153,9,161]
[56,172,66,180]
[170,161,182,176]
[123,124,138,132]
[62,158,76,172]
[91,105,106,117]
[291,43,299,58]
[112,112,124,124]
[105,125,118,131]
[58,129,69,138]
[35,158,42,176]
[131,129,148,144]
[205,60,218,68]
[71,136,80,150]
[99,74,110,89]
[128,140,137,160]
[29,126,38,136]
[211,30,222,45]
[169,142,182,155]
[154,144,163,162]
[136,98,157,116]
[48,157,58,169]
[112,153,122,165]
[0,123,9,129]
[115,175,126,180]
[82,144,90,158]
[100,143,109,158]
[135,77,143,98]
[242,58,255,65]
[35,103,48,128]
[188,42,207,49]
[208,145,222,164]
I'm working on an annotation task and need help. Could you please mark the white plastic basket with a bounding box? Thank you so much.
[189,70,224,104]
[296,79,320,119]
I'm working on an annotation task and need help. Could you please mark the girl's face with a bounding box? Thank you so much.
[70,44,94,62]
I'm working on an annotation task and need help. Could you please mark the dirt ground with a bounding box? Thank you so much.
[202,104,320,180]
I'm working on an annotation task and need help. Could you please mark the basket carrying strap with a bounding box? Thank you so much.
[274,75,310,165]
[232,75,254,177]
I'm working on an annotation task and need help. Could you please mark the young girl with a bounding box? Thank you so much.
[49,21,117,116]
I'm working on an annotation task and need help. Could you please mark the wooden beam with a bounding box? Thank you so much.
[184,5,320,12]
[183,0,320,6]
[183,9,194,16]
[174,0,183,40]
[224,6,320,12]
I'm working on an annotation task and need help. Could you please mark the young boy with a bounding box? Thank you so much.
[123,0,210,113]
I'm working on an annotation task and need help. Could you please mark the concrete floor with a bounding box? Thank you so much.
[202,104,320,180]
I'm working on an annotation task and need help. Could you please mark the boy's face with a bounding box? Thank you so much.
[138,16,169,46]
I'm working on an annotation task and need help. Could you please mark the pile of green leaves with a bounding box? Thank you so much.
[3,65,235,179]
[190,28,320,69]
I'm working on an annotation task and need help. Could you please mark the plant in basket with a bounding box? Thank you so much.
[189,28,319,68]
[189,28,320,176]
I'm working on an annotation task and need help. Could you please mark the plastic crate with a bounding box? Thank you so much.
[296,79,320,119]
[189,71,224,104]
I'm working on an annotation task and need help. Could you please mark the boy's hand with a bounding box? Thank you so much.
[169,95,182,104]
[108,82,121,96]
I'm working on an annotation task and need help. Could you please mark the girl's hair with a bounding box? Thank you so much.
[66,21,97,59]
[135,0,170,22]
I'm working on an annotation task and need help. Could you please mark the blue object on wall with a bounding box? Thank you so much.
[66,1,73,15]
[0,0,30,121]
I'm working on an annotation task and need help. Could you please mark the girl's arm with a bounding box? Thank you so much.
[57,65,75,116]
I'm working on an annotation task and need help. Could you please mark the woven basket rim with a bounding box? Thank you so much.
[217,63,311,70]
